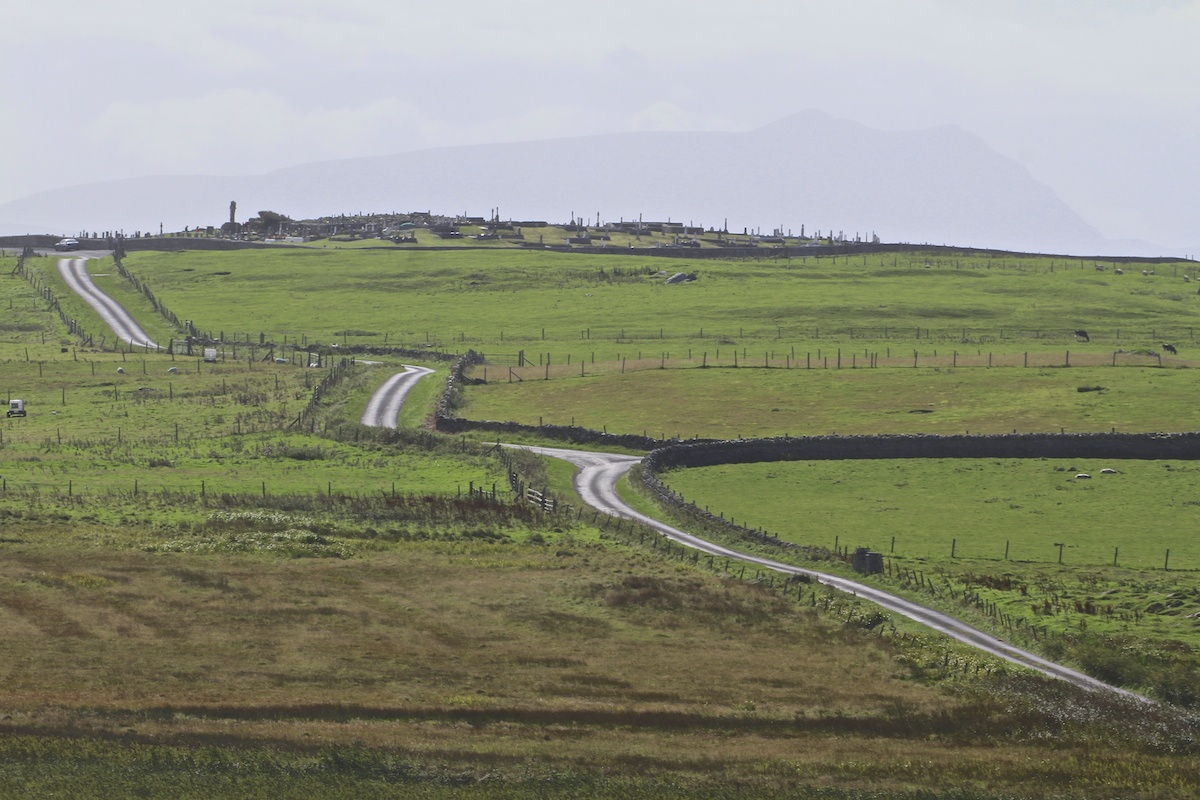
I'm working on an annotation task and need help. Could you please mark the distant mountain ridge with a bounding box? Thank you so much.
[0,111,1134,254]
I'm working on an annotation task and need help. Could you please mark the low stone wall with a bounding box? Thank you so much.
[119,238,284,252]
[0,235,73,250]
[433,351,486,423]
[634,431,1200,559]
[643,431,1200,472]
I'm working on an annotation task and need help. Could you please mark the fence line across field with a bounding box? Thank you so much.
[43,253,1200,354]
[471,348,1189,382]
[0,474,1193,572]
[292,325,1200,351]
[0,479,512,507]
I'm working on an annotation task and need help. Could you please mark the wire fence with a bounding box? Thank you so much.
[470,346,1189,383]
[285,324,1200,352]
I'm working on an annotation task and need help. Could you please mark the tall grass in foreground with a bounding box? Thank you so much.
[0,535,1198,799]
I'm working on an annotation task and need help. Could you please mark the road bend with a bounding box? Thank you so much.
[42,261,1142,699]
[360,366,436,428]
[516,444,1146,701]
[57,257,159,349]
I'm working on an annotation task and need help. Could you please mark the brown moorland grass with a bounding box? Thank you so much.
[0,533,939,715]
[1,531,1199,796]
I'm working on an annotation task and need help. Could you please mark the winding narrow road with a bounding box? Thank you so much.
[516,444,1144,700]
[359,366,435,428]
[57,257,159,349]
[54,265,1139,700]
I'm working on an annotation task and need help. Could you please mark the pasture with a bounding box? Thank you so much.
[0,345,499,514]
[654,458,1200,570]
[6,247,1200,796]
[456,363,1200,439]
[0,265,503,534]
[90,247,1200,353]
[646,456,1200,704]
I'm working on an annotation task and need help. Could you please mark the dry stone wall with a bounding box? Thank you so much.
[632,431,1200,561]
[643,431,1200,472]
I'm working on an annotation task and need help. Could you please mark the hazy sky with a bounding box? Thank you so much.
[5,0,1197,248]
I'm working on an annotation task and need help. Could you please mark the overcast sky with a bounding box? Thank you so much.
[4,0,1197,249]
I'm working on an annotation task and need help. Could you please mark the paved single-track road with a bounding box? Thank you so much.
[57,257,159,349]
[359,366,435,428]
[516,444,1145,701]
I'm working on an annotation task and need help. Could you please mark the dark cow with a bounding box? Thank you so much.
[1163,343,1178,355]
[1074,329,1090,342]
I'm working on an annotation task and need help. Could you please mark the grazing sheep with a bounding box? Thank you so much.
[1100,468,1118,474]
[167,366,178,373]
[116,367,124,374]
[1114,268,1123,274]
[1075,473,1092,479]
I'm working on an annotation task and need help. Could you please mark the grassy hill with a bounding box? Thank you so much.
[3,246,1200,798]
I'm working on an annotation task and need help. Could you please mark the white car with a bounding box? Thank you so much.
[54,238,80,251]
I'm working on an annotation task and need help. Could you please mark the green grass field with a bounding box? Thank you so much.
[656,458,1200,569]
[644,455,1200,705]
[95,248,1200,352]
[0,347,497,522]
[6,246,1200,797]
[457,362,1200,438]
